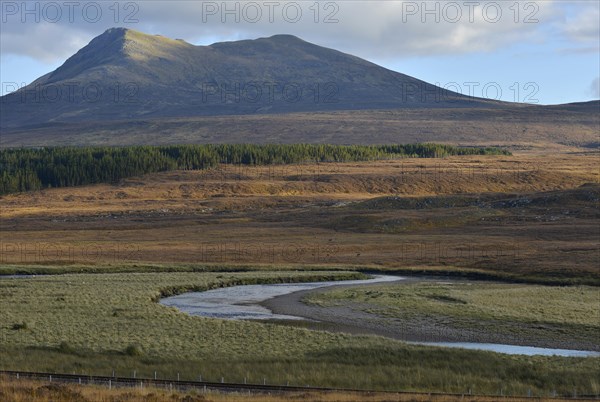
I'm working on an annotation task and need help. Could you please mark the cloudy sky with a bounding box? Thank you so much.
[1,0,598,104]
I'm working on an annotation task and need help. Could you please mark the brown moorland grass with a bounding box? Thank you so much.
[1,376,589,402]
[1,153,598,284]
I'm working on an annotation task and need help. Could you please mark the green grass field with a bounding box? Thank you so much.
[0,269,599,397]
[306,282,600,348]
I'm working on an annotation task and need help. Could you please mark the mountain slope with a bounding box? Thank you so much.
[1,28,504,129]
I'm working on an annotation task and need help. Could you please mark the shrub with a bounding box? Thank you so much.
[124,344,143,357]
[11,322,27,330]
[57,341,76,354]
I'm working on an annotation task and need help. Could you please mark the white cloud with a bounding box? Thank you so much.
[561,3,600,43]
[0,0,590,65]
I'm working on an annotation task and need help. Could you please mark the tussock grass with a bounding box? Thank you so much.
[0,271,598,395]
[309,282,600,325]
[306,282,600,347]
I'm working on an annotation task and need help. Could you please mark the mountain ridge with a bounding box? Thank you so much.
[2,28,597,150]
[1,28,505,129]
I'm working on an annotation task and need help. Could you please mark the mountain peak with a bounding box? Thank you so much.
[264,34,304,42]
[2,28,505,130]
[118,29,192,59]
[43,27,192,83]
[81,27,192,61]
[97,27,185,43]
[100,26,129,37]
[41,28,133,83]
[88,26,135,51]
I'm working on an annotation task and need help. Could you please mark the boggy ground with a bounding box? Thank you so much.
[1,153,598,284]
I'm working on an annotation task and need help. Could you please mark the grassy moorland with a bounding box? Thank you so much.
[308,282,600,326]
[0,152,598,398]
[0,272,599,396]
[1,154,598,285]
[305,282,600,349]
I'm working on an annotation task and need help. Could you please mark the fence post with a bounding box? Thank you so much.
[154,371,157,380]
[109,379,112,390]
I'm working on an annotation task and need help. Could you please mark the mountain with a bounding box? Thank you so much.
[1,28,597,150]
[1,28,504,129]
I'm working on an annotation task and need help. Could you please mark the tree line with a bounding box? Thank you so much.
[0,144,510,195]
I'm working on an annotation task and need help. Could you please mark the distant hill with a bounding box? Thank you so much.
[543,100,600,113]
[1,28,597,150]
[1,28,503,130]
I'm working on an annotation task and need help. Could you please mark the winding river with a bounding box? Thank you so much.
[160,275,401,320]
[161,275,600,357]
